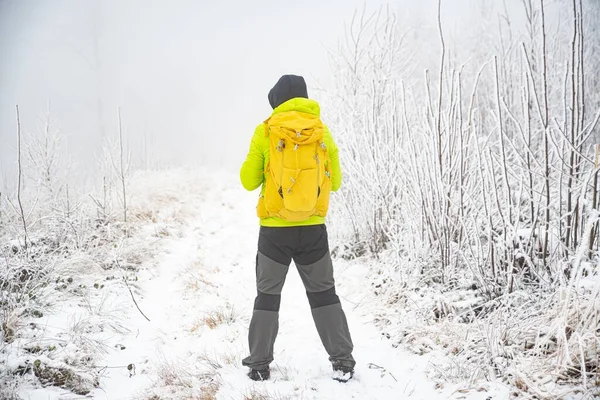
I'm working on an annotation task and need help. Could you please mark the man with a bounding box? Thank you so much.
[239,74,355,382]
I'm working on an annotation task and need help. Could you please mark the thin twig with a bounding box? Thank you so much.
[16,105,29,257]
[118,108,127,223]
[539,0,551,271]
[367,362,398,382]
[117,260,150,322]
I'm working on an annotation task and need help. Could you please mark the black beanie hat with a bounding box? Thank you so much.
[268,74,308,109]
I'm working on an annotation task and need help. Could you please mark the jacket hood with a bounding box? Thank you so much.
[268,75,308,109]
[271,97,320,117]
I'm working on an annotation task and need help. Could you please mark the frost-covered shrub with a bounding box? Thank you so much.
[326,2,600,396]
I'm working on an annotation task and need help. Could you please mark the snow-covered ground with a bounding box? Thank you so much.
[10,169,513,399]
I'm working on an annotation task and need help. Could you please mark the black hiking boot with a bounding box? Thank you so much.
[248,367,270,381]
[332,362,354,383]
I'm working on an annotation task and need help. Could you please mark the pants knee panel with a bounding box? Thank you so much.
[254,291,281,312]
[306,286,340,309]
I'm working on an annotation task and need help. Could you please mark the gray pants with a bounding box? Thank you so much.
[242,225,355,370]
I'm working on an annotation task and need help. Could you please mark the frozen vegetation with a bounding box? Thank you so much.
[1,1,600,399]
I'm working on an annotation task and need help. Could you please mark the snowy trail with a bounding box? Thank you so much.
[88,175,504,400]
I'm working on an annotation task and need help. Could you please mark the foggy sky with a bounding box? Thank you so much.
[0,0,539,190]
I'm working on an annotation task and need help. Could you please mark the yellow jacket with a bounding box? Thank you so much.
[240,97,342,227]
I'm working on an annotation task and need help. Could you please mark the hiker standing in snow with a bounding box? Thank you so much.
[239,75,355,382]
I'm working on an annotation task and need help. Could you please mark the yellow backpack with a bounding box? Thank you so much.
[257,111,332,221]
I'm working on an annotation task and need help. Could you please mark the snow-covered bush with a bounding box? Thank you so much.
[0,106,192,396]
[326,1,600,397]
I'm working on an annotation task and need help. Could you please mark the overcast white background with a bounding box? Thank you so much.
[0,0,528,187]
